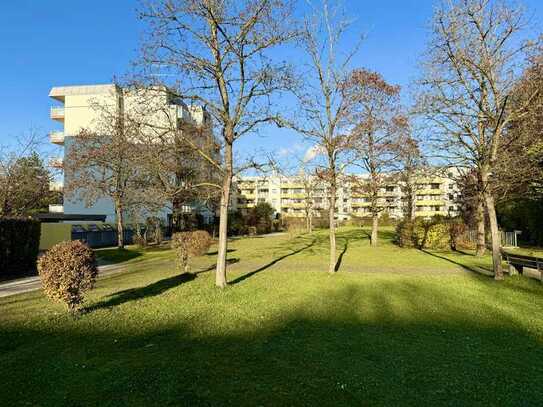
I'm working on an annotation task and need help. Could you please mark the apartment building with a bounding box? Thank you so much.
[232,171,460,220]
[48,83,213,224]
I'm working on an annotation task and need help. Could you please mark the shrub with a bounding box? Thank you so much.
[414,220,450,249]
[171,230,212,273]
[0,217,41,280]
[395,219,416,248]
[37,241,98,313]
[396,217,469,250]
[227,211,247,236]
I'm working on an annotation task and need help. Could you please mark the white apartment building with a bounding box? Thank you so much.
[48,83,213,224]
[231,172,461,220]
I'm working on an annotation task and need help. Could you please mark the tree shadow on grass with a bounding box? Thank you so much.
[85,273,197,312]
[420,249,493,276]
[4,284,543,406]
[229,238,318,285]
[334,239,349,271]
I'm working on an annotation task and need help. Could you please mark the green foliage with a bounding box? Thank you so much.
[396,217,467,250]
[227,210,247,236]
[0,217,41,279]
[37,240,98,312]
[247,202,274,234]
[0,153,58,217]
[171,230,212,272]
[497,199,543,246]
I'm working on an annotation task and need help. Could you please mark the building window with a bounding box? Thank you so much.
[386,186,395,192]
[430,183,440,190]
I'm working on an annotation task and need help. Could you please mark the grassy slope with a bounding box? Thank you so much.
[1,227,543,406]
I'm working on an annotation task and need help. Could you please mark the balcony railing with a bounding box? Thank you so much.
[50,106,65,121]
[49,181,64,192]
[49,204,64,213]
[49,157,64,169]
[49,131,65,145]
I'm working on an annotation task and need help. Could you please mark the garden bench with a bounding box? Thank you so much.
[501,250,543,282]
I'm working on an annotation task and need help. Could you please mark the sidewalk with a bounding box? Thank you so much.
[0,263,130,299]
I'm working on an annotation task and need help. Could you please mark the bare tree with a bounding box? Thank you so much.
[64,102,145,249]
[280,1,362,273]
[394,133,427,221]
[416,0,541,279]
[137,0,296,287]
[346,69,405,246]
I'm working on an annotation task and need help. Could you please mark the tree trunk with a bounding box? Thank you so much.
[475,196,486,256]
[328,182,337,274]
[215,142,232,288]
[114,199,125,249]
[371,212,379,247]
[484,189,503,280]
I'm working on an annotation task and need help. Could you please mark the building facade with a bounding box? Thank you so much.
[48,83,213,224]
[231,172,461,220]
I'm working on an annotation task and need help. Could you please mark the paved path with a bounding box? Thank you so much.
[0,263,131,299]
[0,232,287,299]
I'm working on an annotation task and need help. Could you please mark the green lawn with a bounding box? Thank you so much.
[1,227,543,406]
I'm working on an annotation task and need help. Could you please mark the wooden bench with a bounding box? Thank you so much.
[501,250,543,282]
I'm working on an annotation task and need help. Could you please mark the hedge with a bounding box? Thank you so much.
[0,217,41,279]
[395,217,469,250]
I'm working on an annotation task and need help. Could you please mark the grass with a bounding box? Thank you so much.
[1,227,543,406]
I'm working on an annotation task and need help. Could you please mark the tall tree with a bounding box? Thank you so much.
[64,102,144,249]
[346,69,405,247]
[280,0,361,273]
[416,0,541,279]
[138,0,296,287]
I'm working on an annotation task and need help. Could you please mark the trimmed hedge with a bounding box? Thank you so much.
[0,217,41,279]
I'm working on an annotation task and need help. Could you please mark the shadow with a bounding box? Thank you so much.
[334,239,349,272]
[194,258,240,274]
[3,284,543,405]
[229,238,317,285]
[95,248,143,265]
[85,273,196,312]
[420,249,493,276]
[205,249,237,256]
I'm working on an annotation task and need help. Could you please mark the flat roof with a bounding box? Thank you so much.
[49,84,118,101]
[34,213,107,223]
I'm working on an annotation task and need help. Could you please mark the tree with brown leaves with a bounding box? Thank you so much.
[345,69,406,247]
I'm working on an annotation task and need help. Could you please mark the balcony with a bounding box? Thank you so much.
[177,104,207,127]
[50,106,65,121]
[48,204,64,213]
[49,131,65,145]
[49,157,64,169]
[49,181,64,192]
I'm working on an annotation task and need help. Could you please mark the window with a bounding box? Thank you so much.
[431,183,440,190]
[386,186,395,192]
[449,184,454,190]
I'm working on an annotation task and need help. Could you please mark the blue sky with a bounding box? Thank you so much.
[1,0,542,159]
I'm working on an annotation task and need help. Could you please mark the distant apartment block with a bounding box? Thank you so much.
[232,172,461,220]
[47,83,213,224]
